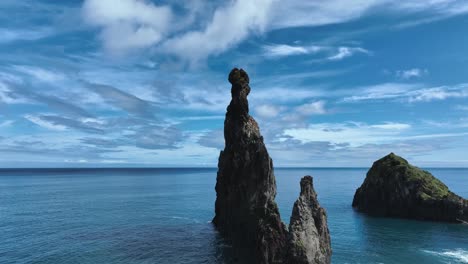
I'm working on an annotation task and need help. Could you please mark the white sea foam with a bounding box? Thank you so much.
[422,249,468,263]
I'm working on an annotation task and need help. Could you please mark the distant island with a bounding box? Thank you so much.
[353,153,468,223]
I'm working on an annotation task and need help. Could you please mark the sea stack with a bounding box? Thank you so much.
[289,176,332,264]
[353,153,468,223]
[213,68,331,264]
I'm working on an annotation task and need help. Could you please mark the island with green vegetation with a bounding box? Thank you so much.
[353,153,468,223]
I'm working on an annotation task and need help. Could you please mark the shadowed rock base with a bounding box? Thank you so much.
[213,68,331,264]
[353,153,468,223]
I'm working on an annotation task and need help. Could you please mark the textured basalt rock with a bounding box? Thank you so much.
[289,176,332,264]
[213,68,331,264]
[353,153,468,223]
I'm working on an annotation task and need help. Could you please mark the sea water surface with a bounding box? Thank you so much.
[0,168,467,264]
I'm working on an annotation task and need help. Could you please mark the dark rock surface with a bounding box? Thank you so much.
[213,68,331,264]
[353,153,468,223]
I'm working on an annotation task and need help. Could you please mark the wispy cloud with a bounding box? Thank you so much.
[328,47,370,60]
[255,104,282,119]
[14,65,66,83]
[261,43,370,61]
[342,83,468,102]
[278,100,328,124]
[270,1,468,29]
[197,129,224,149]
[409,86,468,102]
[25,115,105,133]
[396,68,428,79]
[86,82,155,118]
[342,83,421,102]
[0,79,93,117]
[25,115,67,131]
[0,28,53,43]
[295,100,327,115]
[132,125,182,150]
[262,44,323,58]
[0,120,14,127]
[282,121,419,147]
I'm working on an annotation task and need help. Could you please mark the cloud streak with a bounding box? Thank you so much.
[328,47,370,61]
[396,68,428,79]
[262,44,323,58]
[342,83,468,103]
[87,82,156,118]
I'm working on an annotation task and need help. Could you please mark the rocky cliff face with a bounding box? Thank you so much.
[213,68,331,264]
[353,153,468,223]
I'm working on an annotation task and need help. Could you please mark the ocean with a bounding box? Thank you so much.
[0,168,467,264]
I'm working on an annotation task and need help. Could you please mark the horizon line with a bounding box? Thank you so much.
[0,166,467,170]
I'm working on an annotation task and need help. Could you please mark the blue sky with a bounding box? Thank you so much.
[0,0,467,167]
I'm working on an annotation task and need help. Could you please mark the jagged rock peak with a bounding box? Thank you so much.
[353,152,468,223]
[289,176,332,264]
[214,68,332,264]
[300,176,317,199]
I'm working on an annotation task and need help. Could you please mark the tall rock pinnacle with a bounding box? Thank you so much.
[213,68,332,264]
[213,68,287,263]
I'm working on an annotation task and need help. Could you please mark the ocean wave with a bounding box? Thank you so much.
[422,249,468,263]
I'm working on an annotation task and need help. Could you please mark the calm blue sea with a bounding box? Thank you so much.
[0,168,467,264]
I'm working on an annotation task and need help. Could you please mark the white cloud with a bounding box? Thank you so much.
[328,47,369,60]
[162,0,273,63]
[295,101,326,115]
[0,120,14,127]
[262,44,369,60]
[270,0,384,29]
[270,0,468,29]
[342,83,468,102]
[24,115,67,131]
[393,0,468,14]
[14,65,65,83]
[0,28,53,43]
[262,44,322,57]
[396,68,428,79]
[82,0,172,55]
[282,122,410,146]
[371,122,411,130]
[409,86,468,102]
[342,83,420,102]
[255,104,281,119]
[80,0,468,60]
